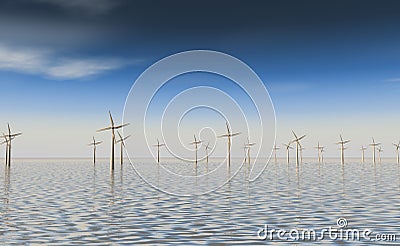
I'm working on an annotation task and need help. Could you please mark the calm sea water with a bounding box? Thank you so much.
[1,158,400,245]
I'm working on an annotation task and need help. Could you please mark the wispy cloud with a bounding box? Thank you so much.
[383,78,400,82]
[0,43,136,80]
[34,0,120,14]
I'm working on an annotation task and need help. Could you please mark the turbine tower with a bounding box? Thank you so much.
[360,146,367,163]
[320,148,325,163]
[97,111,129,171]
[1,134,11,166]
[369,138,380,165]
[242,144,248,163]
[88,136,102,165]
[218,122,240,167]
[336,135,350,165]
[116,131,130,165]
[299,146,305,163]
[377,146,383,164]
[314,142,324,163]
[245,137,256,165]
[4,124,22,167]
[204,142,211,171]
[393,141,400,164]
[291,130,306,167]
[153,138,165,163]
[283,141,294,164]
[190,135,202,166]
[273,144,280,163]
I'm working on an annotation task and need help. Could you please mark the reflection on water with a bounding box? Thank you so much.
[0,158,400,244]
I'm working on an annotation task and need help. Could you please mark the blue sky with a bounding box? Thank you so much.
[0,0,400,158]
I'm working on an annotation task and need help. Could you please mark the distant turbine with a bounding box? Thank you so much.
[393,141,400,164]
[204,142,211,171]
[377,146,383,164]
[320,148,325,163]
[369,138,380,165]
[116,131,131,165]
[245,137,256,165]
[242,144,248,163]
[273,144,280,163]
[314,142,324,163]
[299,146,305,163]
[4,124,22,167]
[218,122,240,167]
[88,136,102,165]
[336,135,350,165]
[360,146,367,163]
[291,130,306,167]
[283,141,294,164]
[190,135,202,166]
[153,138,165,163]
[97,111,129,171]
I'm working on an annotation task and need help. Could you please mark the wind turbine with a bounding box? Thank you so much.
[314,142,324,163]
[116,131,131,165]
[299,146,305,163]
[190,135,202,166]
[4,124,22,167]
[153,138,165,163]
[204,142,211,170]
[291,130,306,167]
[245,137,256,165]
[218,122,240,167]
[273,144,280,163]
[377,146,383,164]
[336,135,350,165]
[97,111,129,171]
[283,141,294,164]
[393,141,400,164]
[88,136,102,165]
[242,144,248,163]
[320,148,325,163]
[360,146,367,163]
[1,134,10,166]
[369,138,380,165]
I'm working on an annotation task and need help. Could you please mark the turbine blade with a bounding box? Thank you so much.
[225,122,230,135]
[231,132,241,137]
[10,132,22,137]
[97,126,112,132]
[109,111,114,126]
[117,131,123,139]
[114,123,130,129]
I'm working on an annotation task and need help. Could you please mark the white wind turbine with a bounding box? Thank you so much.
[97,111,129,171]
[336,135,350,165]
[283,141,294,165]
[369,138,380,165]
[360,146,367,163]
[291,130,306,167]
[88,136,102,165]
[273,144,280,163]
[393,141,400,164]
[218,122,240,167]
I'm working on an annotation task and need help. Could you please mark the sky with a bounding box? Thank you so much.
[0,0,400,158]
